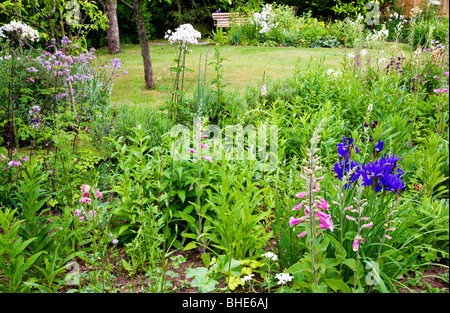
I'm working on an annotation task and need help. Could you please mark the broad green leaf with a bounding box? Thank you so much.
[343,259,356,271]
[325,278,351,293]
[183,241,197,251]
[178,190,186,203]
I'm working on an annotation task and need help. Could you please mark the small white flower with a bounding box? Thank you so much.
[275,273,293,285]
[262,251,278,262]
[242,274,254,282]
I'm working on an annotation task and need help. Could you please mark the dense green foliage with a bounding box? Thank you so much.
[0,0,448,294]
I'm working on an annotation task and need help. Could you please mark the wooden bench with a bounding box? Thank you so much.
[212,12,249,28]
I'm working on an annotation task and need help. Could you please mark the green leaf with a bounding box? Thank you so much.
[325,278,351,293]
[121,259,133,272]
[179,211,196,227]
[286,261,311,274]
[319,258,340,268]
[178,190,186,203]
[310,281,328,293]
[343,259,356,271]
[202,253,211,268]
[183,241,197,251]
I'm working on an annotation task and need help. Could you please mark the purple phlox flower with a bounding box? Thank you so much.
[61,36,72,46]
[8,160,22,167]
[110,58,122,69]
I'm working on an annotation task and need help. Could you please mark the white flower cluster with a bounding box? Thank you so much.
[0,20,39,42]
[251,4,277,34]
[242,274,254,282]
[327,68,342,77]
[275,273,293,285]
[367,24,389,42]
[261,251,278,262]
[165,23,201,50]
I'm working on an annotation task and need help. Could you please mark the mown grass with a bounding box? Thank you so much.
[96,41,410,108]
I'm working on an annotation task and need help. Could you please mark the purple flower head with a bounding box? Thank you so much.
[380,172,405,194]
[334,156,361,189]
[61,36,72,46]
[361,161,386,192]
[337,136,360,158]
[374,140,384,151]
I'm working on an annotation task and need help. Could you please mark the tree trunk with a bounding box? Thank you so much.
[100,0,121,54]
[132,0,155,89]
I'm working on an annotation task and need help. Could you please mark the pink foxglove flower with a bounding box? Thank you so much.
[292,203,303,211]
[318,197,329,210]
[79,197,91,204]
[319,217,334,232]
[295,192,306,198]
[298,231,307,238]
[202,156,213,162]
[362,222,373,228]
[352,236,359,251]
[261,83,267,96]
[96,188,103,199]
[289,216,302,227]
[81,184,91,193]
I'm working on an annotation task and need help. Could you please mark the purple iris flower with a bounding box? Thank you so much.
[337,136,360,158]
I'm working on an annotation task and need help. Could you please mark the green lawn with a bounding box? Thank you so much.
[96,41,410,108]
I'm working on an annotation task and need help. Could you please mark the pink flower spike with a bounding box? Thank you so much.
[96,188,103,199]
[317,210,330,219]
[289,216,302,227]
[83,192,90,198]
[319,198,329,210]
[78,216,84,222]
[81,184,91,193]
[74,209,81,216]
[292,203,303,211]
[345,205,353,211]
[345,215,356,221]
[298,231,307,238]
[296,192,306,198]
[202,156,213,162]
[319,217,334,232]
[352,237,359,251]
